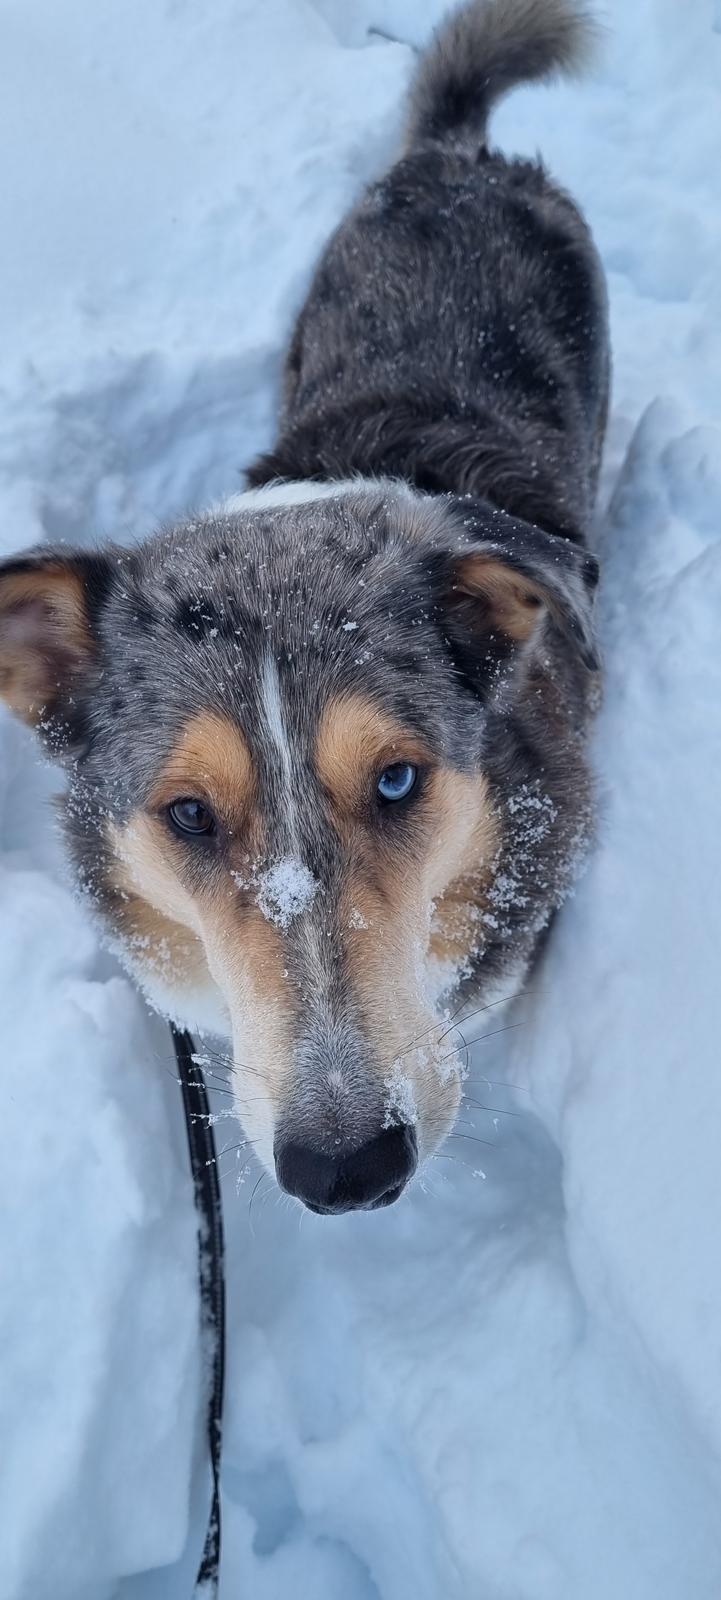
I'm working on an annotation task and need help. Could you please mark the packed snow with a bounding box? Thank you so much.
[1,2,721,1597]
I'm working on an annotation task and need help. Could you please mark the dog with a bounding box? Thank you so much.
[0,0,608,1214]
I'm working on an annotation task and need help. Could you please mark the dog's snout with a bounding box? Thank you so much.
[275,1123,418,1214]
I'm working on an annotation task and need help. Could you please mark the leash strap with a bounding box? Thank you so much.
[171,1023,226,1597]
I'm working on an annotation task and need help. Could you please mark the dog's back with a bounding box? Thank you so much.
[249,0,609,542]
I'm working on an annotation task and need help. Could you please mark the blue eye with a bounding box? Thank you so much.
[377,763,418,804]
[167,798,215,837]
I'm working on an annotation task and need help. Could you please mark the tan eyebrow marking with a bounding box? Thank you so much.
[315,692,434,813]
[148,708,255,823]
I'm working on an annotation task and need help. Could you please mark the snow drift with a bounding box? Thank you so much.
[1,1,721,1597]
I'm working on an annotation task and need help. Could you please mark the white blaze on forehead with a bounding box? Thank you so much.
[258,656,319,927]
[261,654,293,782]
[260,652,301,854]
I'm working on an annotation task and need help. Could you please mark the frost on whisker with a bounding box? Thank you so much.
[434,1030,464,1086]
[384,1061,419,1128]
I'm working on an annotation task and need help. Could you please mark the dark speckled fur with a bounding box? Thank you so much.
[249,5,609,543]
[0,0,609,1165]
[1,0,609,1004]
[38,484,598,1010]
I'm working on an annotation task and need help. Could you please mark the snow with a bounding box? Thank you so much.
[383,1063,419,1128]
[0,858,199,1600]
[1,2,721,1598]
[254,858,319,931]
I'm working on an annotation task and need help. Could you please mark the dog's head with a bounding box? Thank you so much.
[0,483,597,1210]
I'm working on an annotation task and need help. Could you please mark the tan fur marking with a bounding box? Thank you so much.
[148,709,255,824]
[455,552,545,643]
[315,693,434,813]
[344,767,499,1029]
[114,889,208,978]
[108,805,294,1111]
[109,812,208,934]
[316,694,500,1039]
[107,693,500,1168]
[0,645,48,719]
[0,566,93,722]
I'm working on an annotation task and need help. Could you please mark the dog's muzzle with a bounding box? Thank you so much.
[274,1122,418,1214]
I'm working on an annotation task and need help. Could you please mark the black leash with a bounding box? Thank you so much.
[171,1023,226,1597]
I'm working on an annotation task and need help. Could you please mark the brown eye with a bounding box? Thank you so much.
[167,798,215,838]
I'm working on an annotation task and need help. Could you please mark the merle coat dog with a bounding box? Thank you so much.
[0,0,608,1213]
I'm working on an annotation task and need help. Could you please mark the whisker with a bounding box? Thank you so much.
[433,997,512,1049]
[434,1018,528,1075]
[430,986,540,1051]
[448,1131,497,1149]
[390,992,476,1067]
[461,1096,523,1118]
[463,1076,533,1095]
[248,1172,271,1237]
[258,1181,278,1217]
[161,1062,237,1108]
[193,1049,270,1085]
[387,987,540,1076]
[217,1137,261,1159]
[431,1151,487,1180]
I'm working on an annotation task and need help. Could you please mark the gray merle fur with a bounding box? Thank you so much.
[248,0,609,544]
[0,0,610,1096]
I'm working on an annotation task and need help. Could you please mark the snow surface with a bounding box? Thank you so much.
[2,1,721,1597]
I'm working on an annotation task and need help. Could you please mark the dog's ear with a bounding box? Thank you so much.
[0,548,114,731]
[435,501,600,678]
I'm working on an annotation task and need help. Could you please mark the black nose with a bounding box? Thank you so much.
[275,1123,418,1214]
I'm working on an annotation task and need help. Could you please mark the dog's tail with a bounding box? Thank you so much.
[406,0,597,153]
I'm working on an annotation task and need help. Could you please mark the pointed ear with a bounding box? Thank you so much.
[441,502,600,674]
[0,548,114,728]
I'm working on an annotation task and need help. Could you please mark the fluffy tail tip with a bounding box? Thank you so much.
[406,0,600,151]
